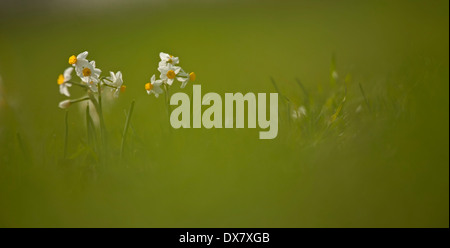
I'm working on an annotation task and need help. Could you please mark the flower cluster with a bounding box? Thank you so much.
[57,51,125,108]
[145,52,196,97]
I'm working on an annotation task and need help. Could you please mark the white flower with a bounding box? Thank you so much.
[69,51,89,72]
[58,99,71,109]
[159,63,181,86]
[145,74,164,97]
[77,60,102,91]
[57,67,73,97]
[68,51,101,92]
[177,69,196,88]
[106,71,124,97]
[159,52,179,68]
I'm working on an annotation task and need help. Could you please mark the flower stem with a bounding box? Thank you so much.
[87,86,107,165]
[102,77,113,83]
[86,103,91,145]
[67,81,87,88]
[97,83,107,146]
[120,100,135,161]
[359,82,372,112]
[164,84,172,128]
[102,83,118,89]
[64,110,68,159]
[85,102,99,155]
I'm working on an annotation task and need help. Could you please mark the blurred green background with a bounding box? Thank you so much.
[0,0,448,227]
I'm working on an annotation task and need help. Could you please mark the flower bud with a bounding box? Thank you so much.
[58,100,71,109]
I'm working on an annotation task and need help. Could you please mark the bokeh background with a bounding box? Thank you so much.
[0,0,448,227]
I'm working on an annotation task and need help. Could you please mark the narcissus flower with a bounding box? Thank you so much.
[106,71,124,98]
[177,70,196,88]
[145,74,164,97]
[68,51,88,65]
[159,52,179,67]
[77,60,102,91]
[69,51,89,73]
[58,50,126,116]
[145,51,196,104]
[57,67,73,97]
[159,64,181,86]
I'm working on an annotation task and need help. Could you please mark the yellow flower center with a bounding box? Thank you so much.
[57,74,65,85]
[68,55,77,65]
[166,70,176,79]
[120,85,126,92]
[145,82,153,91]
[189,72,196,81]
[167,58,173,64]
[82,68,92,77]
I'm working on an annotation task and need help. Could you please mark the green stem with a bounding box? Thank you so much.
[67,81,88,88]
[86,103,91,145]
[87,88,106,165]
[97,83,107,146]
[64,110,68,159]
[103,83,118,89]
[164,84,172,128]
[86,102,98,154]
[70,96,90,105]
[120,100,135,160]
[359,82,372,112]
[102,77,113,83]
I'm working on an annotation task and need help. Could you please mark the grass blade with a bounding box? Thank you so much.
[270,77,291,123]
[64,110,68,159]
[120,100,135,160]
[295,78,309,107]
[359,82,372,112]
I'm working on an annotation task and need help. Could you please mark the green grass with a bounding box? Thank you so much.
[0,0,448,227]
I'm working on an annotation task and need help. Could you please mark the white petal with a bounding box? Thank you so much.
[64,67,73,77]
[59,84,70,97]
[177,77,188,82]
[78,51,88,60]
[153,79,163,86]
[94,68,102,76]
[160,52,169,60]
[155,87,164,94]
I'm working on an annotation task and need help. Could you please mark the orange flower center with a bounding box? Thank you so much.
[82,68,92,77]
[189,72,196,81]
[68,55,77,65]
[57,74,65,85]
[166,70,176,79]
